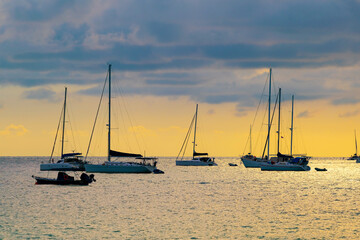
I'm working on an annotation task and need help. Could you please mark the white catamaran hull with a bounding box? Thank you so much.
[176,160,217,166]
[85,163,155,173]
[260,163,310,171]
[40,163,85,171]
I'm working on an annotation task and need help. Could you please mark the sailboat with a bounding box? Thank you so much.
[84,64,158,173]
[241,68,273,168]
[176,104,217,166]
[40,87,87,171]
[348,130,360,161]
[260,92,311,171]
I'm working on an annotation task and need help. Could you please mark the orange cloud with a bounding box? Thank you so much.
[0,124,28,136]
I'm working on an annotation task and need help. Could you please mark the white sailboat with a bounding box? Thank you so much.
[241,68,273,168]
[260,93,310,171]
[348,130,360,161]
[40,87,86,171]
[176,104,217,166]
[84,64,158,173]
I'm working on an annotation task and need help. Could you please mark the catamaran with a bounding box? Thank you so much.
[84,64,158,173]
[176,104,217,166]
[40,87,87,171]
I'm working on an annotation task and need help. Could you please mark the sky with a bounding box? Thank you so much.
[1,0,360,157]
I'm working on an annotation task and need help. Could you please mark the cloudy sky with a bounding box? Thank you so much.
[1,0,360,157]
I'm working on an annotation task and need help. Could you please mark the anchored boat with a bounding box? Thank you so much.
[40,87,87,172]
[176,104,217,166]
[84,64,158,173]
[260,89,310,171]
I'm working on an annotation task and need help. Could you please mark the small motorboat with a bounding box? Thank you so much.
[32,172,96,185]
[228,163,238,166]
[315,168,327,171]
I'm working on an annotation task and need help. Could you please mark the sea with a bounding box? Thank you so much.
[1,157,360,239]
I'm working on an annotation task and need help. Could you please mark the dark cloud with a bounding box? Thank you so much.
[339,110,360,118]
[297,111,310,118]
[200,94,240,104]
[235,104,249,117]
[53,23,90,46]
[146,79,202,86]
[1,0,360,113]
[22,88,59,102]
[332,98,360,105]
[6,0,74,22]
[9,39,360,75]
[142,22,183,43]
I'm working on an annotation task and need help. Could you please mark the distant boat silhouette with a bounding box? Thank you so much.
[348,130,360,162]
[315,168,327,171]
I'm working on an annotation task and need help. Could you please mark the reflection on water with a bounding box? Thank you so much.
[1,157,360,239]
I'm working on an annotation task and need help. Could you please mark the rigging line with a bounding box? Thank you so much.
[242,74,269,155]
[67,100,82,154]
[113,81,133,152]
[66,107,77,153]
[49,105,64,162]
[254,103,268,154]
[116,81,143,154]
[270,70,277,100]
[252,73,270,129]
[176,113,196,161]
[261,90,279,159]
[297,117,308,155]
[181,114,196,161]
[85,70,109,161]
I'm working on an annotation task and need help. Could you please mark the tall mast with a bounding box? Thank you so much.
[290,95,294,156]
[277,88,281,154]
[61,87,67,158]
[355,130,358,156]
[249,124,252,154]
[108,64,112,162]
[267,68,272,159]
[193,104,198,158]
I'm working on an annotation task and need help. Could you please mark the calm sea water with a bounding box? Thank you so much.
[1,157,360,239]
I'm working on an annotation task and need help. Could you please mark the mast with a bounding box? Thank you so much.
[108,64,112,162]
[193,104,198,158]
[355,130,358,156]
[249,124,252,154]
[290,95,294,156]
[277,88,281,154]
[267,68,272,159]
[61,87,67,158]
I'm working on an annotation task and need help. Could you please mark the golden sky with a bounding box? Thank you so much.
[1,67,360,157]
[1,1,360,157]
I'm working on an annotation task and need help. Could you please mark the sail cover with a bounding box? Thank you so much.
[110,150,143,158]
[62,152,82,158]
[193,151,208,156]
[277,152,293,158]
